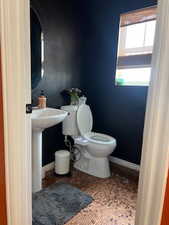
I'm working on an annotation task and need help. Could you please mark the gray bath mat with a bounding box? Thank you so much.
[32,182,93,225]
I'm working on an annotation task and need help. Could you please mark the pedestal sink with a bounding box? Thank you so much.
[31,107,68,193]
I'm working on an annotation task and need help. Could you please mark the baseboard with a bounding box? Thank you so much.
[42,161,55,179]
[109,156,140,171]
[42,157,140,179]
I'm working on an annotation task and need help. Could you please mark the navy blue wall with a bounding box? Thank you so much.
[31,0,83,166]
[80,0,157,164]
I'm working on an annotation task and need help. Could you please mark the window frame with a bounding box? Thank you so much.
[115,7,157,87]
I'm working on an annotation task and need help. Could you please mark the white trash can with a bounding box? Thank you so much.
[55,150,70,175]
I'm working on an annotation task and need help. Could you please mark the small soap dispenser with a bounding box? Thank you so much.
[38,90,47,109]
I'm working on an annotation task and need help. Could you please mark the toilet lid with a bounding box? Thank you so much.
[77,104,93,136]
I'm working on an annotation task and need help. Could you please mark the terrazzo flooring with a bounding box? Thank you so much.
[43,165,138,225]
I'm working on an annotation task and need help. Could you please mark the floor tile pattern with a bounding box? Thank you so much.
[43,167,138,225]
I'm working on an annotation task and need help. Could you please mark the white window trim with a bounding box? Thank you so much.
[120,46,153,56]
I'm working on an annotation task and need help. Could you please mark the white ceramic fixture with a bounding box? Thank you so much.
[31,107,68,193]
[61,104,116,178]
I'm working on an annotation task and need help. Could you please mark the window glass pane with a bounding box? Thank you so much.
[145,20,156,46]
[125,23,145,49]
[116,7,157,87]
[116,67,151,86]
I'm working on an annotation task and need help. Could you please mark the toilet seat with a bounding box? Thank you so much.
[77,104,93,135]
[84,132,116,145]
[77,105,116,145]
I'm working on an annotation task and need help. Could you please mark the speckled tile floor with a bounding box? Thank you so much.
[43,165,138,225]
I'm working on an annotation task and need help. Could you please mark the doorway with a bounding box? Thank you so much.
[0,0,169,225]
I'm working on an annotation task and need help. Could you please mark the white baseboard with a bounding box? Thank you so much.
[42,161,55,179]
[42,157,140,179]
[109,156,140,171]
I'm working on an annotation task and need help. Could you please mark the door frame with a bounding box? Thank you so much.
[0,0,32,225]
[135,0,169,224]
[0,0,169,225]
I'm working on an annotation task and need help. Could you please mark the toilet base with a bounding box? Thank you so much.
[74,155,111,178]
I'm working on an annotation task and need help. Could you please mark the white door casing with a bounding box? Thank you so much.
[0,0,32,225]
[135,0,169,225]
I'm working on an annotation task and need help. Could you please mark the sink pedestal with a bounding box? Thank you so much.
[32,129,43,193]
[31,107,68,193]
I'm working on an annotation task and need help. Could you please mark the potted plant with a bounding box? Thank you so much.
[62,88,82,105]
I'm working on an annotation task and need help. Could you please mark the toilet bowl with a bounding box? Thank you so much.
[61,104,117,178]
[84,132,116,157]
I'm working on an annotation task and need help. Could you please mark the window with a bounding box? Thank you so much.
[115,7,157,86]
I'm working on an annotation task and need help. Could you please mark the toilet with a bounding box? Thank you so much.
[61,104,116,178]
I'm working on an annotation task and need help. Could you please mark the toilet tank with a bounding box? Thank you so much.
[61,105,79,137]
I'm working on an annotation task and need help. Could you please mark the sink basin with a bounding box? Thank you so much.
[31,107,68,193]
[32,107,68,131]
